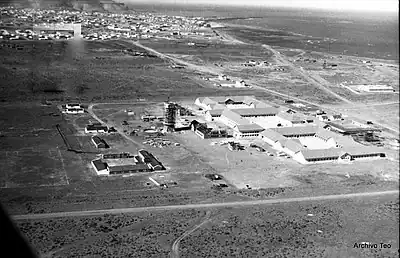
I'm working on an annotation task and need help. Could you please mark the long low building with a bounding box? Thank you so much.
[91,136,108,149]
[260,127,386,164]
[233,124,265,138]
[107,164,152,175]
[138,149,165,171]
[293,147,386,164]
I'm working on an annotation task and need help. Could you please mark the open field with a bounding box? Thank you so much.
[15,195,399,257]
[180,195,399,258]
[0,40,244,103]
[140,38,273,65]
[16,209,208,257]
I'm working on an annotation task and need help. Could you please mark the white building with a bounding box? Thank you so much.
[64,108,84,114]
[356,85,395,93]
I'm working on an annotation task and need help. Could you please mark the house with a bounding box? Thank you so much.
[329,114,343,121]
[65,108,84,114]
[282,139,305,156]
[235,80,246,87]
[85,124,108,134]
[66,103,82,109]
[138,149,165,171]
[233,124,264,139]
[91,136,108,148]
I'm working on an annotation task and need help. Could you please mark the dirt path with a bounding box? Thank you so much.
[87,104,144,148]
[170,210,212,258]
[261,44,353,104]
[12,190,398,220]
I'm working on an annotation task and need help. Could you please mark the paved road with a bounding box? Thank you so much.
[170,210,212,258]
[12,190,398,220]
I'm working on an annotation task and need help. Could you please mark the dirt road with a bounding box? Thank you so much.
[12,190,398,220]
[261,44,353,104]
[87,104,144,148]
[170,210,212,258]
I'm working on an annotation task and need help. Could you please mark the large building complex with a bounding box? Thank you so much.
[194,96,387,164]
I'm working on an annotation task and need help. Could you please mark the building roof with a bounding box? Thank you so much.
[235,124,265,133]
[260,129,287,143]
[231,107,278,116]
[342,146,386,156]
[273,126,318,136]
[221,109,251,126]
[92,136,105,145]
[277,112,308,122]
[92,159,107,171]
[315,129,337,141]
[283,139,304,153]
[210,104,226,110]
[86,124,108,131]
[208,109,224,116]
[108,163,150,173]
[300,146,385,160]
[301,148,341,160]
[138,149,163,167]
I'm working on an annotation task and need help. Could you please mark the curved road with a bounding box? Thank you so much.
[12,190,398,220]
[170,210,212,258]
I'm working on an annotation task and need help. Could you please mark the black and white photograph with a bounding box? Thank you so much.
[0,0,398,257]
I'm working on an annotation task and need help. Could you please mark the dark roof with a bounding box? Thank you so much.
[138,149,163,168]
[108,164,150,173]
[92,159,107,171]
[92,136,104,145]
[86,124,108,130]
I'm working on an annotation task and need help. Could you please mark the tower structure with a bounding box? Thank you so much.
[163,102,177,132]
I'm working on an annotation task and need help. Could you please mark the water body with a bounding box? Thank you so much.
[128,4,398,61]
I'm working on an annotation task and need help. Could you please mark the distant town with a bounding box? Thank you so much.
[0,6,215,41]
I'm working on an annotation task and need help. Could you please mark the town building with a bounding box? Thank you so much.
[233,124,264,139]
[85,123,108,134]
[138,149,165,171]
[65,108,84,114]
[91,136,108,148]
[356,84,395,93]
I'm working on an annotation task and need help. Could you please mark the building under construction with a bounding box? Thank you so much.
[163,102,177,132]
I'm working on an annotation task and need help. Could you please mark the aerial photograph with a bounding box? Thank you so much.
[0,0,398,257]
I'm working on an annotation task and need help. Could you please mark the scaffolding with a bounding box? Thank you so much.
[163,102,177,132]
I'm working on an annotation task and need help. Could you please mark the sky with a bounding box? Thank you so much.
[124,0,398,13]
